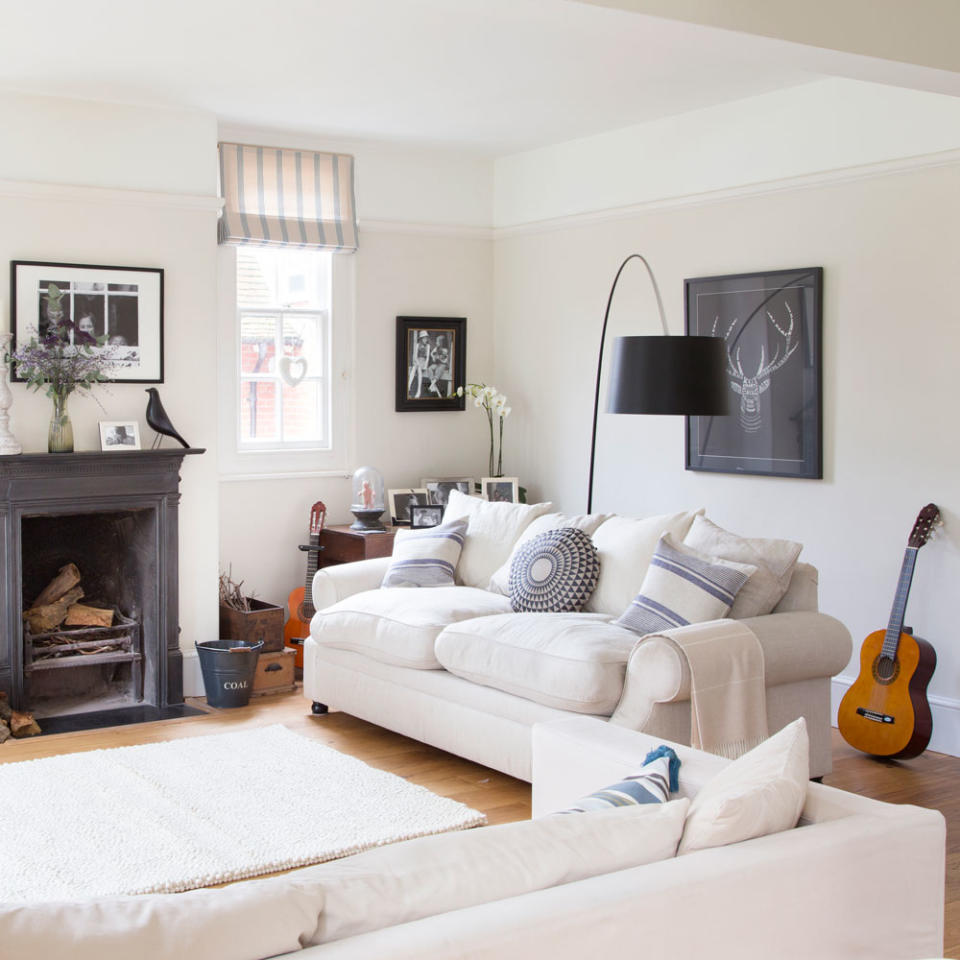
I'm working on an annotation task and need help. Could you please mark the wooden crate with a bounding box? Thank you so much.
[251,648,297,696]
[219,599,284,653]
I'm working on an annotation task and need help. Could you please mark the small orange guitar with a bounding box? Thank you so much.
[838,503,940,759]
[284,501,326,669]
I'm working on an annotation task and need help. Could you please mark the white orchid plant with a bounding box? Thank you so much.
[457,383,511,478]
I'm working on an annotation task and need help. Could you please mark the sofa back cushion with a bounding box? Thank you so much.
[442,489,553,588]
[300,798,690,945]
[488,511,612,595]
[771,561,819,613]
[682,515,802,619]
[585,509,704,617]
[0,876,326,960]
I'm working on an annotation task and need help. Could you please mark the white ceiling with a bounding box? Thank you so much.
[0,0,821,154]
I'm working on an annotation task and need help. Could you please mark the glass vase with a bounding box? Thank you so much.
[48,391,74,454]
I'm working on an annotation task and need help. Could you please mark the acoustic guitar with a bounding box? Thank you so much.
[284,500,327,669]
[838,503,940,759]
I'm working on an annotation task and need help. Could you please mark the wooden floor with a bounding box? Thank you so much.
[2,691,958,954]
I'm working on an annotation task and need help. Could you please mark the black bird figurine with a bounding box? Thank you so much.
[145,388,190,449]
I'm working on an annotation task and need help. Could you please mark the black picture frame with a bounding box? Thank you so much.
[410,504,444,529]
[685,267,822,479]
[11,260,164,384]
[395,316,466,412]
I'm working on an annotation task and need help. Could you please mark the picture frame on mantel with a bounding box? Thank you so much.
[685,267,822,479]
[11,260,164,384]
[395,316,466,412]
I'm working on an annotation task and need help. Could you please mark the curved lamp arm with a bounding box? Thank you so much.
[586,254,669,513]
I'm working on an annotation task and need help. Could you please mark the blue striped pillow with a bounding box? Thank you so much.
[616,534,756,635]
[381,518,468,588]
[559,746,681,813]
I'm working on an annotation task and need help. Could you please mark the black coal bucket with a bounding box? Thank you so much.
[196,639,263,708]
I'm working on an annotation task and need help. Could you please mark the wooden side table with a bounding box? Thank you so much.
[319,524,397,567]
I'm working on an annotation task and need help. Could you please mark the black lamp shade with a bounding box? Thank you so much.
[607,335,729,416]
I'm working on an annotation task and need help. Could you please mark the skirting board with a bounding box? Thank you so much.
[181,648,205,699]
[831,675,960,758]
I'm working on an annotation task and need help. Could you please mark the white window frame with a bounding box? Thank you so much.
[217,245,355,480]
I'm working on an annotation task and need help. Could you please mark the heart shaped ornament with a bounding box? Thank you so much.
[279,356,308,387]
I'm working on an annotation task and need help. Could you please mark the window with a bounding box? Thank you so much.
[235,248,332,451]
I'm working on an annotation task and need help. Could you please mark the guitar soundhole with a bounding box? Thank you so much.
[872,655,900,685]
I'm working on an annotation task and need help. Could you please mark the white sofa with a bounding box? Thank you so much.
[9,719,943,959]
[304,500,852,779]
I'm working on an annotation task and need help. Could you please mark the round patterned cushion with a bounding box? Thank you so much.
[509,527,601,613]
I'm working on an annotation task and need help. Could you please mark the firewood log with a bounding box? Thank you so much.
[9,711,41,738]
[0,692,10,722]
[23,586,85,634]
[32,563,82,608]
[0,719,10,744]
[64,604,114,628]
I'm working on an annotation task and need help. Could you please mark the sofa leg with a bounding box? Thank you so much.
[311,701,329,716]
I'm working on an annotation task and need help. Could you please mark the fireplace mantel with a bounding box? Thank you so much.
[0,448,204,727]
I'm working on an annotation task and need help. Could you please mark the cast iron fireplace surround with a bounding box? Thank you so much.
[0,449,203,733]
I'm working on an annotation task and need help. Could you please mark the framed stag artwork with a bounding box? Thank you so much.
[685,267,822,479]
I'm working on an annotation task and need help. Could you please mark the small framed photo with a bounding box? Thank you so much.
[396,316,466,412]
[388,488,429,525]
[481,477,519,503]
[411,504,445,529]
[99,421,141,451]
[11,260,164,383]
[421,478,475,507]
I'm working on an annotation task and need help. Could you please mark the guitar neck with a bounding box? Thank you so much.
[883,547,918,657]
[303,533,321,616]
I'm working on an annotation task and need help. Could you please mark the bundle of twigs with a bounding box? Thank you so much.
[219,567,253,612]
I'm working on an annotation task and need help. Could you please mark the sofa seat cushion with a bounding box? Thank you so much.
[434,613,638,714]
[311,587,512,670]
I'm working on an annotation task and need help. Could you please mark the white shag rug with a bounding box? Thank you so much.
[0,724,486,902]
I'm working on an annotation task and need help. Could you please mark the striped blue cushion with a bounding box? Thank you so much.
[616,534,755,635]
[559,746,680,813]
[381,518,468,588]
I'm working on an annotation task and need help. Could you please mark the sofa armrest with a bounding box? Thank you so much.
[610,612,852,730]
[311,557,392,610]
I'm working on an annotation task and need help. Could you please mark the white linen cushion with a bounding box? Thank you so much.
[381,518,467,588]
[679,717,809,855]
[488,511,612,594]
[0,876,326,960]
[585,509,705,617]
[615,534,756,635]
[435,612,638,714]
[442,489,553,588]
[300,798,690,945]
[683,515,803,619]
[310,586,512,670]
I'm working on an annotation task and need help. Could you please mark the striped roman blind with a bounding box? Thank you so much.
[217,142,358,251]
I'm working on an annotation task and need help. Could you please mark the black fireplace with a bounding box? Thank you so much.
[0,449,205,733]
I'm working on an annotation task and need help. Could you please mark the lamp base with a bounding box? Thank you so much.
[350,509,385,531]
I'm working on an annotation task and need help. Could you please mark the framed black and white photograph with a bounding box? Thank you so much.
[410,504,445,529]
[11,260,164,383]
[685,267,822,479]
[98,420,141,451]
[421,477,474,506]
[481,477,519,503]
[395,316,466,412]
[388,488,429,525]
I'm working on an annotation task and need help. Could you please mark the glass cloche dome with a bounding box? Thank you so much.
[350,466,385,530]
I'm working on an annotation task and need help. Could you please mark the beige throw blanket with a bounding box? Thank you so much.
[658,619,769,759]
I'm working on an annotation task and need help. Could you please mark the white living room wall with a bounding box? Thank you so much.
[0,92,221,655]
[493,160,960,753]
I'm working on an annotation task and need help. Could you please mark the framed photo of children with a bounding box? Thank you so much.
[395,316,466,412]
[11,260,164,383]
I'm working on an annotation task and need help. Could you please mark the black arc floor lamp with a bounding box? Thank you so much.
[586,254,729,513]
